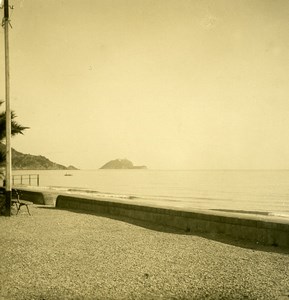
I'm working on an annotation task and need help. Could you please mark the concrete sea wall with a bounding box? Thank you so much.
[14,188,289,247]
[16,188,57,205]
[16,189,45,205]
[55,194,289,248]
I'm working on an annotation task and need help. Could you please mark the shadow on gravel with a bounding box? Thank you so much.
[36,206,289,254]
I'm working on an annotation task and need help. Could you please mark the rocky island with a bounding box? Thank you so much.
[100,159,147,169]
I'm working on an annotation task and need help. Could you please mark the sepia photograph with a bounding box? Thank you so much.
[0,0,289,299]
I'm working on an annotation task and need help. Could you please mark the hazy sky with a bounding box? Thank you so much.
[0,0,289,169]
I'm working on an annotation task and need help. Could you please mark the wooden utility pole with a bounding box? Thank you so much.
[3,0,12,216]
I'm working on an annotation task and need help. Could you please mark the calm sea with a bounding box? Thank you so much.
[12,169,289,216]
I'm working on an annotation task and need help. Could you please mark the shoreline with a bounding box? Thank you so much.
[13,186,289,248]
[14,184,289,217]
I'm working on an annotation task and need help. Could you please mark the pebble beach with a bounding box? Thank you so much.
[1,204,289,300]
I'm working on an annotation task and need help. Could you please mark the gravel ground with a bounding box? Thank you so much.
[0,205,289,300]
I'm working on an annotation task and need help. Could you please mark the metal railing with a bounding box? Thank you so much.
[12,174,39,186]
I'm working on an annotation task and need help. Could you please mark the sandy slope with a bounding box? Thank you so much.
[0,205,289,300]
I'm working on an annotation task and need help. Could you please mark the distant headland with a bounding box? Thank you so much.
[0,143,78,170]
[100,159,147,170]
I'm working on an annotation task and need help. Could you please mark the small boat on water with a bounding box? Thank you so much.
[64,173,73,176]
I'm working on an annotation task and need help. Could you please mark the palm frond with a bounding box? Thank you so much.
[0,110,29,141]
